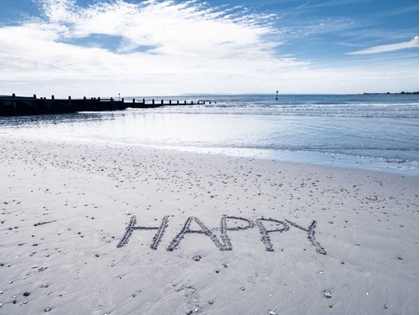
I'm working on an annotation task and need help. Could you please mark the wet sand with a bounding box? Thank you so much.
[0,134,418,315]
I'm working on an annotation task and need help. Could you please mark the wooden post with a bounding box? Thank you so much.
[12,93,16,116]
[161,99,163,105]
[42,97,46,114]
[152,99,155,105]
[177,100,179,105]
[68,96,72,113]
[83,96,86,111]
[184,100,186,105]
[33,94,37,114]
[191,101,193,105]
[143,98,145,104]
[51,95,55,114]
[133,98,135,103]
[169,100,171,105]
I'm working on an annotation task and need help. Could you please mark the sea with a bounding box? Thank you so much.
[0,94,418,176]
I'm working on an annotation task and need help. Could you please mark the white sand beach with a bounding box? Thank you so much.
[0,134,418,315]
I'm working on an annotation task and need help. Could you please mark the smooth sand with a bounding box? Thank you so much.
[0,134,418,315]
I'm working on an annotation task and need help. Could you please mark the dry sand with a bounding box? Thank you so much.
[0,134,418,315]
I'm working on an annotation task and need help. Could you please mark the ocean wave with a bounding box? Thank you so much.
[126,97,418,118]
[128,108,419,118]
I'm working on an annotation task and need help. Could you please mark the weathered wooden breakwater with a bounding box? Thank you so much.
[0,94,212,116]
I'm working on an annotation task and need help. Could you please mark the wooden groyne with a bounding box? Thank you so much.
[0,94,213,116]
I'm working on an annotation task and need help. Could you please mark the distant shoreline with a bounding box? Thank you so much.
[178,92,420,97]
[363,91,419,95]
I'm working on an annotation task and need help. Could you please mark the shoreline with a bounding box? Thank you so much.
[141,144,419,178]
[1,105,417,177]
[1,130,418,178]
[0,134,418,314]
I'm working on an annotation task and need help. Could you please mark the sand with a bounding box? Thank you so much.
[0,134,418,315]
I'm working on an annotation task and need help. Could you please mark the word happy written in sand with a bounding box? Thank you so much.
[117,215,327,255]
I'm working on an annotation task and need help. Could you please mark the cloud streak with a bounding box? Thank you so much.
[347,36,419,55]
[0,0,315,95]
[2,2,295,67]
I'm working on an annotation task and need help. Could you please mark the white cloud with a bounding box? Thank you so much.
[347,36,419,55]
[0,0,312,95]
[0,0,417,96]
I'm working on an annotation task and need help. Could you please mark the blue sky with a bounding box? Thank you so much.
[0,0,418,96]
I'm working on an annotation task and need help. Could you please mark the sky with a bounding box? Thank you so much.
[0,0,418,97]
